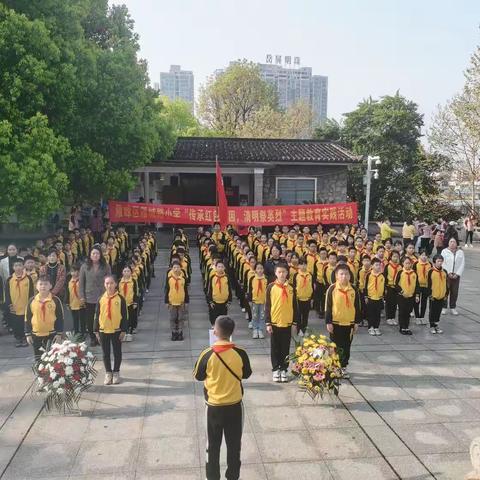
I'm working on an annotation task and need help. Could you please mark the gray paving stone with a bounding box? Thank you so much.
[249,406,306,432]
[326,457,398,479]
[142,409,196,437]
[310,426,381,459]
[385,455,434,479]
[71,439,138,475]
[136,436,199,471]
[420,452,472,479]
[255,431,319,462]
[264,461,333,479]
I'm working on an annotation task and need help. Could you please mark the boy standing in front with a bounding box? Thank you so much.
[364,258,385,336]
[427,255,448,334]
[293,257,314,336]
[25,276,64,362]
[325,264,361,378]
[194,316,252,480]
[265,262,297,383]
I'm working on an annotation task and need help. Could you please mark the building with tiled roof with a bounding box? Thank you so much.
[132,137,361,206]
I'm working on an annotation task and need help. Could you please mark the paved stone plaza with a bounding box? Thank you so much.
[1,245,480,479]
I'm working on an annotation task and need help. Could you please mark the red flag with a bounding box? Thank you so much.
[216,156,228,228]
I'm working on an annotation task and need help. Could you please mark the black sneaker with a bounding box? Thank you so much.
[15,340,23,348]
[400,329,408,335]
[405,329,413,335]
[171,331,177,341]
[178,331,184,341]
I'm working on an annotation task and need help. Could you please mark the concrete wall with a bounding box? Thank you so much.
[263,165,348,205]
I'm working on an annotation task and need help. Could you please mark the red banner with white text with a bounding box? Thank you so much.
[109,201,358,226]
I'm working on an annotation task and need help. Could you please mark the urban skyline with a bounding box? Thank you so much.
[159,65,195,112]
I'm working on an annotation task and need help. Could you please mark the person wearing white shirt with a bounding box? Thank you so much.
[440,238,465,316]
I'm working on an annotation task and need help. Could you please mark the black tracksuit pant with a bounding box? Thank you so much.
[209,302,228,325]
[206,402,243,480]
[385,286,398,319]
[330,324,354,368]
[32,334,55,363]
[72,309,86,335]
[366,299,383,329]
[414,286,429,318]
[85,303,97,342]
[397,295,415,331]
[99,332,122,372]
[297,300,311,333]
[270,325,291,371]
[429,298,444,327]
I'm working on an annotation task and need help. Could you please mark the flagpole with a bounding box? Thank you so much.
[215,154,218,211]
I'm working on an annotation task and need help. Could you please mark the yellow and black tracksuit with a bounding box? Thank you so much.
[193,340,252,480]
[66,278,86,335]
[94,292,128,373]
[305,253,318,276]
[25,293,64,361]
[293,271,314,333]
[364,272,385,329]
[347,260,360,286]
[395,270,420,332]
[384,262,402,320]
[414,260,431,319]
[212,231,226,254]
[325,282,361,367]
[314,259,328,315]
[427,267,448,328]
[4,274,34,341]
[165,273,189,334]
[265,281,297,372]
[120,277,139,334]
[207,274,232,326]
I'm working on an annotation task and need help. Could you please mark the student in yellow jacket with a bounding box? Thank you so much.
[325,264,361,377]
[94,276,128,385]
[165,261,189,341]
[413,249,431,325]
[364,258,385,336]
[193,316,251,480]
[265,262,298,383]
[66,264,86,336]
[25,276,64,362]
[395,257,420,335]
[427,255,448,334]
[293,258,314,336]
[207,261,232,326]
[248,263,268,339]
[5,258,34,347]
[119,264,139,342]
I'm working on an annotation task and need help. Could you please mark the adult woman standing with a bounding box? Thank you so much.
[441,238,465,316]
[464,215,475,248]
[79,245,111,346]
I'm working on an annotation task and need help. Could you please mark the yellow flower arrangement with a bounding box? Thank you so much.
[288,331,342,400]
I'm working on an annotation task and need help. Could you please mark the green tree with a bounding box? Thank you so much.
[198,60,277,135]
[319,93,443,221]
[159,97,203,139]
[1,1,173,223]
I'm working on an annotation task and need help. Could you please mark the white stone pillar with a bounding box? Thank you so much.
[253,168,264,206]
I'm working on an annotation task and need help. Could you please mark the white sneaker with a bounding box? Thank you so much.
[280,370,288,383]
[125,333,133,342]
[441,308,447,315]
[248,321,253,329]
[112,372,120,385]
[374,328,382,336]
[242,308,246,313]
[415,318,422,325]
[273,370,280,382]
[298,330,304,337]
[451,309,459,316]
[410,311,415,318]
[386,318,395,326]
[252,329,259,339]
[368,327,376,335]
[392,318,399,325]
[104,373,112,385]
[341,368,350,379]
[421,318,428,325]
[435,327,444,334]
[258,330,265,339]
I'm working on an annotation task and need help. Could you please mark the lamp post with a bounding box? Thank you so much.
[364,155,381,233]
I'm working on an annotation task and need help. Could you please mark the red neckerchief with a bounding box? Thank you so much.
[432,267,445,280]
[419,261,428,279]
[173,275,180,292]
[372,272,380,292]
[123,281,129,298]
[72,279,79,298]
[389,262,400,279]
[215,274,224,294]
[212,342,235,353]
[404,270,414,287]
[15,274,25,294]
[255,277,265,296]
[275,281,289,304]
[39,295,50,322]
[106,293,116,320]
[300,273,309,288]
[337,283,351,308]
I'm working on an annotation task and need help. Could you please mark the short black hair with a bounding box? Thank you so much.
[432,254,444,262]
[334,264,351,276]
[275,261,289,272]
[371,257,381,265]
[215,315,235,338]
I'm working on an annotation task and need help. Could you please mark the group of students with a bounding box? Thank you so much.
[0,225,158,386]
[196,221,457,380]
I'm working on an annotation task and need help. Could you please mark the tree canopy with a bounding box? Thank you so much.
[0,1,173,225]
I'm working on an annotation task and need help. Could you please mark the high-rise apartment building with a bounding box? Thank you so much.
[257,62,328,123]
[160,65,194,111]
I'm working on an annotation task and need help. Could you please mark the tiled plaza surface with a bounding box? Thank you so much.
[1,242,480,479]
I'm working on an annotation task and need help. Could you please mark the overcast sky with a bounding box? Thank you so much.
[110,0,480,131]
